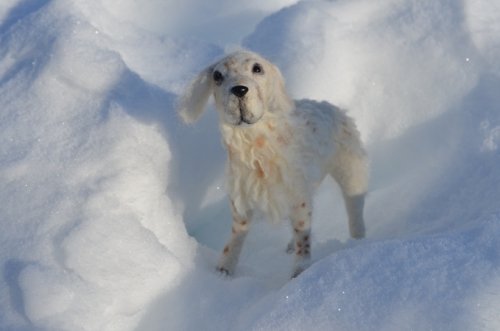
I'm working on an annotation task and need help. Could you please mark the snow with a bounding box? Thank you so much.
[0,0,499,330]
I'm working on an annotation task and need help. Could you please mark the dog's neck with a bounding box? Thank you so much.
[220,113,292,160]
[220,113,295,221]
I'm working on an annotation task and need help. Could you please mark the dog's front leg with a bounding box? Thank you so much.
[289,201,312,278]
[216,201,252,276]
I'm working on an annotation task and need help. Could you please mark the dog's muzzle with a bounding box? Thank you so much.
[237,101,255,125]
[229,85,256,125]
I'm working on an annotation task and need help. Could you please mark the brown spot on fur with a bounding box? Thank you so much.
[253,160,265,178]
[223,246,230,254]
[267,123,275,131]
[225,58,236,68]
[304,235,310,242]
[254,135,266,148]
[297,220,305,229]
[240,220,247,226]
[301,202,306,208]
[294,228,299,233]
[296,249,303,256]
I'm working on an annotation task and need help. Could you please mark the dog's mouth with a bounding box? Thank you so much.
[234,100,259,126]
[238,116,254,125]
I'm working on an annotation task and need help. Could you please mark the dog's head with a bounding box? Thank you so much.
[178,51,293,126]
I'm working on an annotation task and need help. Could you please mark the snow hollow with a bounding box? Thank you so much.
[1,0,499,330]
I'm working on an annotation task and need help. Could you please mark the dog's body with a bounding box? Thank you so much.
[179,51,368,277]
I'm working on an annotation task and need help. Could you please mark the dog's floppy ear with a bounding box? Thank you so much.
[178,65,215,124]
[268,63,294,113]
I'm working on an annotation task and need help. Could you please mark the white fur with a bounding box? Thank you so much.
[178,50,368,278]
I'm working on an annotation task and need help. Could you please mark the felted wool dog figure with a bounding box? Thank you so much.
[178,50,368,278]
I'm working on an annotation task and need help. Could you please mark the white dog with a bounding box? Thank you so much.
[178,50,368,278]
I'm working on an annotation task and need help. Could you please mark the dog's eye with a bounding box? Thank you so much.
[252,63,263,74]
[213,70,224,84]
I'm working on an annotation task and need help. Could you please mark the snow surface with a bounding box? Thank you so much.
[0,0,499,330]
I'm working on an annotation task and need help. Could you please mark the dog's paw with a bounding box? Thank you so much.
[216,266,232,277]
[286,240,295,254]
[291,266,304,279]
[291,258,311,279]
[350,230,365,239]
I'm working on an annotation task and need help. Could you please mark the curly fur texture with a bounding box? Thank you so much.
[178,50,368,278]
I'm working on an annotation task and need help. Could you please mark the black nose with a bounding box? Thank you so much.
[230,85,249,98]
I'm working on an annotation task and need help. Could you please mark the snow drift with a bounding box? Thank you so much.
[0,0,499,330]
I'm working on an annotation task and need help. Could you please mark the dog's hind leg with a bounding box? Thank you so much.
[330,150,368,238]
[216,201,253,276]
[330,115,369,239]
[342,193,366,238]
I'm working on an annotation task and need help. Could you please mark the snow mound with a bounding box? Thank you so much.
[1,1,197,329]
[240,215,500,331]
